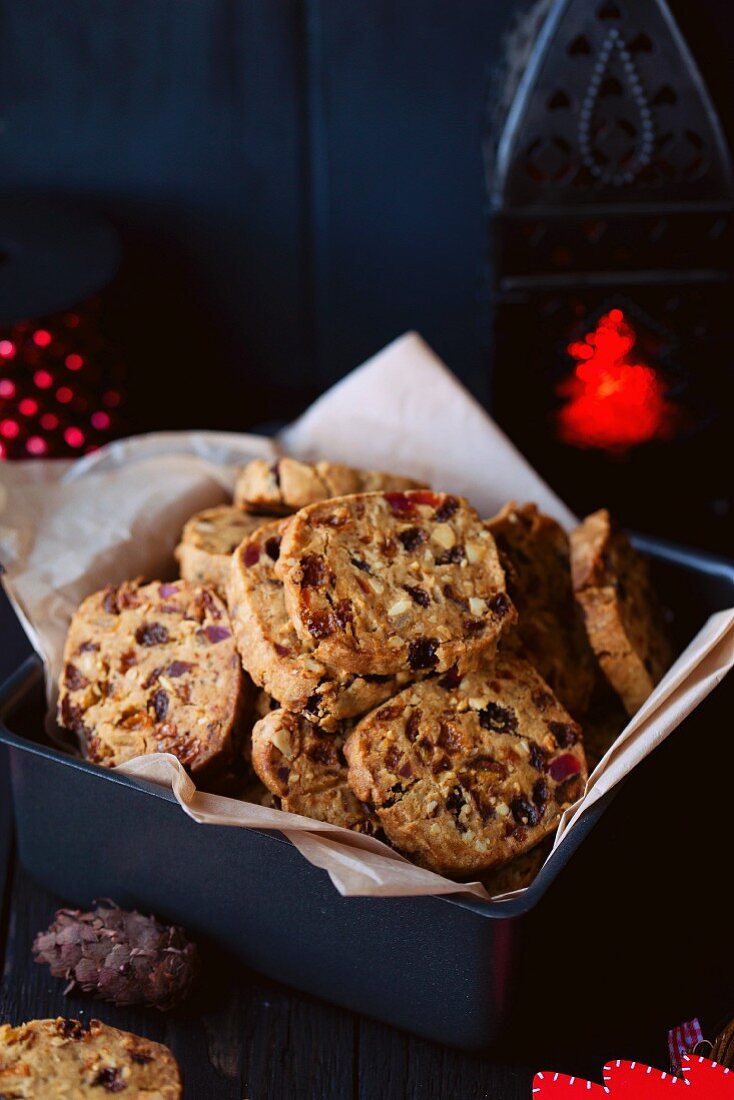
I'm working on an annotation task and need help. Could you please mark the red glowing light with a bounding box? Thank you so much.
[40,413,59,430]
[65,353,84,371]
[0,379,16,399]
[26,435,48,456]
[64,426,85,448]
[0,419,21,440]
[556,309,677,452]
[33,329,52,348]
[19,398,39,417]
[91,410,111,431]
[56,386,74,404]
[0,441,5,459]
[0,340,16,358]
[34,370,53,390]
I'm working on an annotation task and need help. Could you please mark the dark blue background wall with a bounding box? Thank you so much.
[1,0,731,430]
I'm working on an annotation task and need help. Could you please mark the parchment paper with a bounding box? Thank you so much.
[2,332,733,902]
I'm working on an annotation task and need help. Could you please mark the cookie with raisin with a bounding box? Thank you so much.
[174,505,265,596]
[570,509,672,715]
[344,654,587,877]
[252,708,375,832]
[227,520,408,728]
[487,502,597,717]
[234,456,426,515]
[0,1017,181,1099]
[277,491,515,677]
[58,579,244,781]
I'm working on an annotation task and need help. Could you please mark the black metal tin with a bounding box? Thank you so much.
[1,536,733,1050]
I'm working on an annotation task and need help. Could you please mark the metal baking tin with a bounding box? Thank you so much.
[1,535,733,1049]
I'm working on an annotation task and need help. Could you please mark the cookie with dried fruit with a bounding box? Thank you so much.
[277,491,515,677]
[487,502,597,717]
[0,1017,181,1099]
[252,707,376,832]
[227,519,407,728]
[234,455,426,514]
[570,509,672,716]
[175,504,266,596]
[58,579,243,781]
[344,654,587,877]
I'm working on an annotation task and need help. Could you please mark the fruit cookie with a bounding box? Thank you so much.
[487,502,597,717]
[58,579,244,781]
[344,654,587,877]
[252,708,375,832]
[570,509,672,715]
[174,504,265,596]
[277,491,515,677]
[234,456,426,514]
[0,1017,181,1099]
[227,519,407,727]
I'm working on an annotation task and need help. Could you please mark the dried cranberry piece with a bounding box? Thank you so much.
[438,666,461,690]
[437,720,462,752]
[78,640,100,654]
[385,744,402,771]
[141,667,163,689]
[511,795,540,827]
[300,554,327,588]
[204,625,231,644]
[166,660,193,678]
[488,592,511,617]
[478,703,518,735]
[150,689,169,722]
[60,696,86,735]
[411,490,442,507]
[264,537,281,561]
[305,609,335,638]
[64,663,88,691]
[405,711,422,741]
[404,584,430,607]
[93,1066,126,1092]
[398,761,413,778]
[274,642,291,658]
[398,527,427,553]
[158,583,180,598]
[243,543,261,567]
[434,496,459,522]
[350,556,371,573]
[384,492,416,515]
[135,622,169,647]
[408,637,438,670]
[548,753,582,782]
[547,720,580,747]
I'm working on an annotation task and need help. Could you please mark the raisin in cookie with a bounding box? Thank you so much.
[570,509,672,715]
[277,491,515,677]
[227,519,407,728]
[58,579,244,781]
[234,456,426,514]
[0,1017,181,1099]
[175,504,265,596]
[344,654,587,877]
[487,502,597,718]
[252,708,375,831]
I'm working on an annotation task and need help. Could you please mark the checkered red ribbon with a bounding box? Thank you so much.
[669,1018,704,1074]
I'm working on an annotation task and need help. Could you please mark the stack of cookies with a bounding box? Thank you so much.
[57,455,672,887]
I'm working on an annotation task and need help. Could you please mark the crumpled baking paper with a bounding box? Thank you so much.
[1,333,733,901]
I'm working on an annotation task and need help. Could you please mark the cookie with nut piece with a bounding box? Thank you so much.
[570,509,672,716]
[0,1017,181,1099]
[277,490,515,677]
[57,579,244,782]
[234,455,426,514]
[174,504,266,596]
[227,519,408,728]
[487,502,597,718]
[252,707,376,832]
[344,654,587,877]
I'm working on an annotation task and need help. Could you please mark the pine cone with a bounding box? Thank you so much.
[33,901,199,1010]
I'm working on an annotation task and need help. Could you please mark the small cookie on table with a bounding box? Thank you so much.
[344,654,587,877]
[0,1017,181,1099]
[174,504,265,596]
[570,509,672,716]
[277,490,516,677]
[234,456,426,514]
[57,579,244,783]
